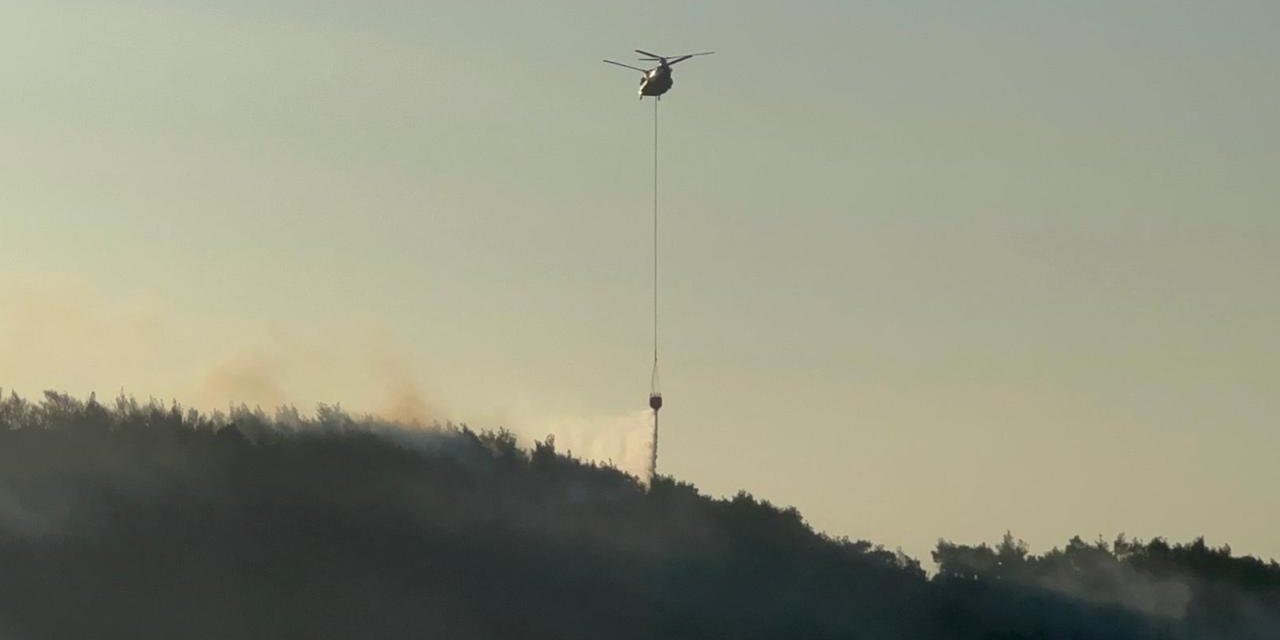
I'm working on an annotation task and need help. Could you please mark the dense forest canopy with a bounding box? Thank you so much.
[0,390,1276,639]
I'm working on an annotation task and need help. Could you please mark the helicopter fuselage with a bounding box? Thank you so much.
[639,66,673,98]
[605,49,710,98]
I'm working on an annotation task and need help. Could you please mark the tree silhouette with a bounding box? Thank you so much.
[0,390,1275,639]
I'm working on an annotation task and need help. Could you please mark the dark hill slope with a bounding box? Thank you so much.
[0,391,1275,639]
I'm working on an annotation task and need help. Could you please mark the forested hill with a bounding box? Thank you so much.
[0,391,1277,639]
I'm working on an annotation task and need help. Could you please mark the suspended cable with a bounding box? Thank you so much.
[648,97,662,484]
[652,95,659,387]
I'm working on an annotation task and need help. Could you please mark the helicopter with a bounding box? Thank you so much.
[603,49,714,99]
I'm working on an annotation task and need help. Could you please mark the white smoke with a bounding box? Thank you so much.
[1034,559,1192,619]
[511,409,655,482]
[0,488,60,537]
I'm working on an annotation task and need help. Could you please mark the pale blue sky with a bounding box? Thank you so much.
[3,1,1278,562]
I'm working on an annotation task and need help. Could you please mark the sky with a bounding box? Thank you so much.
[2,1,1278,563]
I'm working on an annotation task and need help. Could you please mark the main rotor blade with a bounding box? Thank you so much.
[603,59,648,72]
[666,52,714,66]
[634,49,664,60]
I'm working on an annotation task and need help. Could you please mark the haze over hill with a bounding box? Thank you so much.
[1,390,1276,639]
